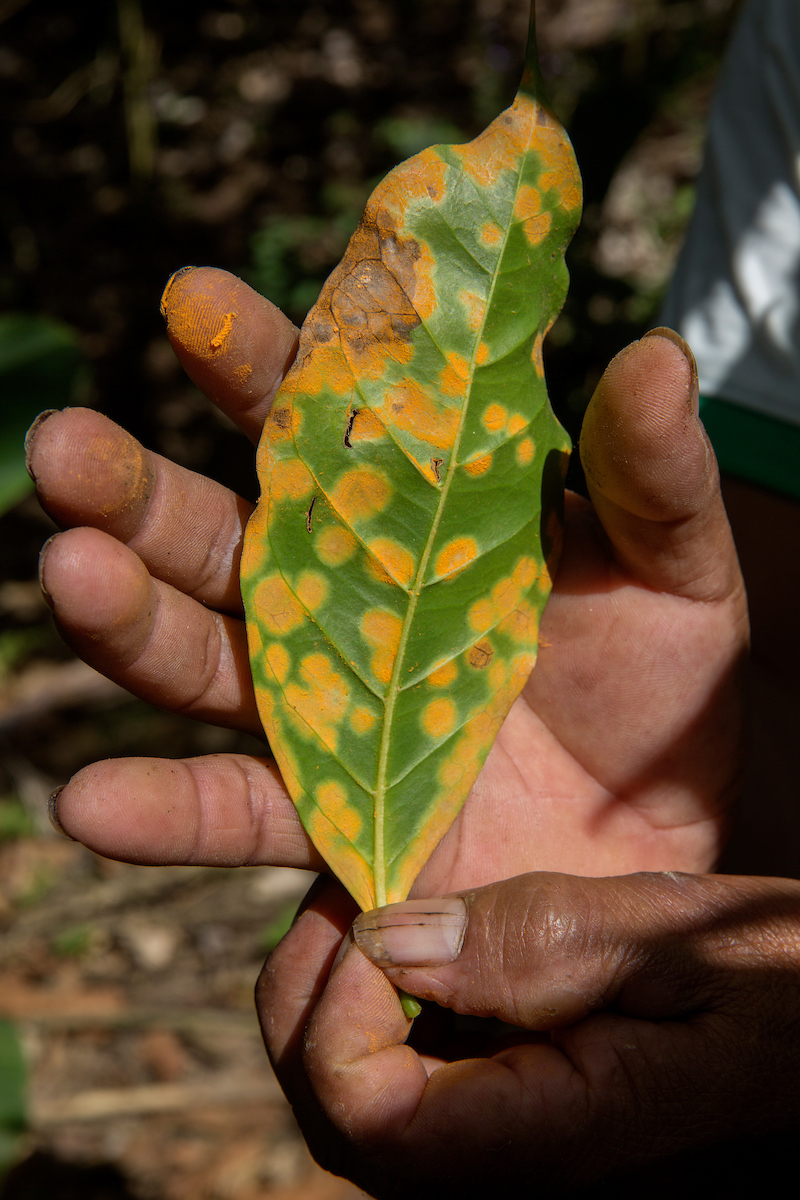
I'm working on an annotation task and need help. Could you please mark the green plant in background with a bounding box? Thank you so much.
[0,796,36,844]
[0,1019,26,1179]
[0,314,86,517]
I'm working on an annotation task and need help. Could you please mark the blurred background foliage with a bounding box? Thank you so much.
[0,0,742,1194]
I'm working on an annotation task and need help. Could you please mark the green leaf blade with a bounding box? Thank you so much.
[242,43,582,911]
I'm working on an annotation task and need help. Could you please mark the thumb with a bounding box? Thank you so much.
[351,872,800,1028]
[579,329,737,601]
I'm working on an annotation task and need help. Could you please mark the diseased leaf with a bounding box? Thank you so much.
[241,9,581,911]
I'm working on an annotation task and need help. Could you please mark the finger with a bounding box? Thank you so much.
[53,752,324,869]
[160,266,299,442]
[579,329,739,601]
[351,872,800,1026]
[28,407,251,614]
[39,526,261,733]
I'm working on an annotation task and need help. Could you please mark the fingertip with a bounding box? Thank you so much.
[580,331,714,524]
[159,267,299,437]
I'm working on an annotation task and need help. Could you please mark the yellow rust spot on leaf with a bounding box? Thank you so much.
[330,465,392,523]
[270,458,315,503]
[380,147,449,221]
[482,403,508,433]
[253,575,305,635]
[348,408,386,444]
[368,537,416,588]
[361,608,403,687]
[350,706,376,734]
[451,93,538,188]
[306,807,374,911]
[532,331,545,377]
[434,536,478,578]
[508,414,527,436]
[516,437,535,465]
[523,213,553,246]
[439,354,469,399]
[463,452,492,477]
[459,289,486,333]
[295,571,328,611]
[427,659,458,688]
[265,642,291,684]
[514,185,542,222]
[315,780,362,842]
[315,525,358,567]
[285,653,350,751]
[422,697,457,739]
[476,342,490,365]
[513,556,539,589]
[480,221,503,246]
[377,379,460,453]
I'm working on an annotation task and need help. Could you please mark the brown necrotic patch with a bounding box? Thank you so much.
[467,640,494,669]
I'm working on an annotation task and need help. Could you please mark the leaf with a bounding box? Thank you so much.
[241,9,581,911]
[0,313,84,516]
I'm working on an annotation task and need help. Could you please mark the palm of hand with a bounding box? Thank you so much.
[31,269,745,891]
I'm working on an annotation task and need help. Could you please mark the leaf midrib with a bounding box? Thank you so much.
[371,113,534,906]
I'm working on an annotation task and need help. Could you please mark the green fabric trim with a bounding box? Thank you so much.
[699,395,800,501]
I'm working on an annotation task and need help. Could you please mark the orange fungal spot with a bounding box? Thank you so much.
[422,697,457,739]
[377,380,460,453]
[459,290,486,332]
[368,537,416,588]
[350,706,376,734]
[508,414,527,436]
[468,597,495,632]
[315,525,358,567]
[482,403,508,433]
[330,466,392,523]
[254,575,304,635]
[516,437,535,465]
[434,536,479,578]
[523,213,552,246]
[270,458,314,503]
[514,185,542,222]
[315,780,361,842]
[427,660,458,688]
[295,571,328,611]
[480,221,503,246]
[476,342,490,365]
[265,642,291,684]
[463,453,492,477]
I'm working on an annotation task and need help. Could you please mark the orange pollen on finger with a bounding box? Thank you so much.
[253,575,305,635]
[463,452,492,477]
[330,466,392,522]
[234,362,253,383]
[422,697,457,739]
[482,403,508,433]
[210,311,236,350]
[434,536,478,578]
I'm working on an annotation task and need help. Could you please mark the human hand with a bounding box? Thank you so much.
[259,869,800,1197]
[27,267,746,886]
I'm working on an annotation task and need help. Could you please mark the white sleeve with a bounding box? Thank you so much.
[660,0,800,427]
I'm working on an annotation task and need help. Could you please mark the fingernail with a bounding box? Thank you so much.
[353,897,467,968]
[160,265,197,319]
[642,326,699,405]
[24,409,59,481]
[48,785,77,841]
[38,534,58,610]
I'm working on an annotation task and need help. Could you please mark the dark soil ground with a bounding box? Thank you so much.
[1,1,741,1196]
